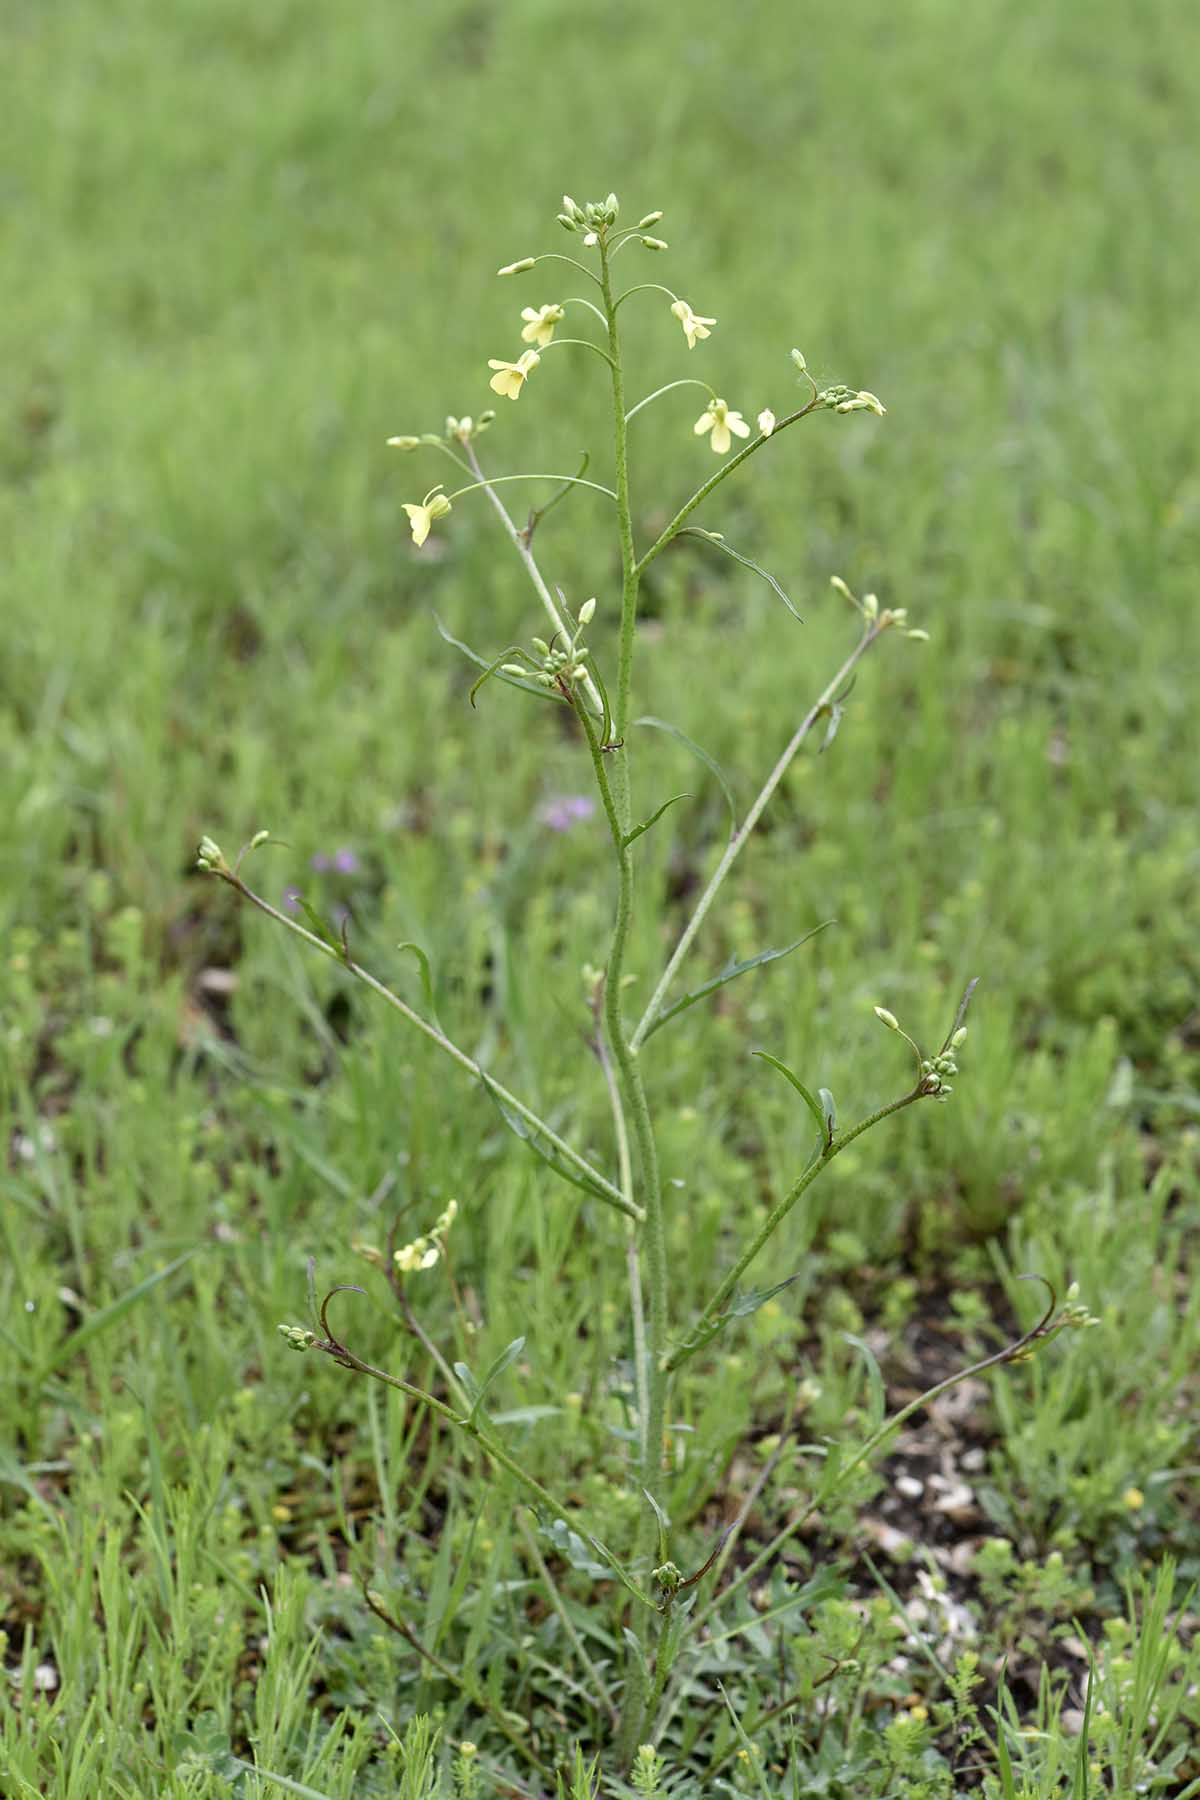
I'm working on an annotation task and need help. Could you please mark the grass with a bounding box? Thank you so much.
[2,0,1199,1792]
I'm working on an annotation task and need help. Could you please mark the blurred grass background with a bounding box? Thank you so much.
[2,0,1199,1788]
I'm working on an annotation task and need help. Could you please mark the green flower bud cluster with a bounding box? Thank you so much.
[1059,1281,1101,1331]
[443,411,494,445]
[652,1559,682,1595]
[501,598,598,689]
[277,1324,318,1353]
[919,1048,959,1100]
[830,577,930,642]
[196,835,228,875]
[817,383,887,417]
[557,192,620,237]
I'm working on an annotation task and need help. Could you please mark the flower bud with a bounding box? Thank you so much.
[500,664,527,677]
[950,1027,968,1048]
[197,836,226,873]
[578,596,596,625]
[757,408,776,437]
[637,211,663,228]
[873,1006,901,1031]
[531,636,551,659]
[249,829,270,850]
[557,214,578,233]
[640,236,668,251]
[497,257,536,276]
[906,628,931,642]
[563,194,585,222]
[790,348,808,373]
[386,435,420,451]
[604,192,619,218]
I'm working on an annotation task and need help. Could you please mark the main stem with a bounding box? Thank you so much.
[597,231,671,1755]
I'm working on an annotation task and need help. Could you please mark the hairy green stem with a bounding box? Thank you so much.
[577,700,668,1481]
[463,441,605,716]
[635,397,823,578]
[600,240,641,761]
[217,868,638,1220]
[641,1599,676,1737]
[631,622,885,1050]
[314,1329,570,1520]
[592,995,650,1466]
[692,1290,1061,1633]
[665,1086,925,1373]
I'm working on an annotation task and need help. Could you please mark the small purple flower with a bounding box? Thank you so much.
[282,886,304,913]
[539,794,596,832]
[310,847,360,874]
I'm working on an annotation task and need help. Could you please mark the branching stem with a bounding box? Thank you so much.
[214,867,638,1220]
[632,621,886,1049]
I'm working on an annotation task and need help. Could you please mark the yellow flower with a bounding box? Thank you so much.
[670,298,716,349]
[402,487,452,548]
[488,348,540,399]
[757,408,776,436]
[693,397,751,455]
[520,303,564,347]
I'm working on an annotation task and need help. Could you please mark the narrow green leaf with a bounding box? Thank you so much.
[843,1332,886,1430]
[433,615,559,703]
[752,1050,827,1142]
[819,1086,837,1145]
[634,715,736,839]
[679,526,804,622]
[292,894,342,955]
[38,1250,197,1381]
[588,1535,657,1609]
[641,1486,671,1563]
[395,940,441,1029]
[478,1070,614,1203]
[540,1515,608,1579]
[726,1271,803,1319]
[673,1270,803,1363]
[452,1360,481,1403]
[643,921,834,1042]
[622,791,691,849]
[466,1335,526,1424]
[993,1677,1018,1800]
[818,700,844,753]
